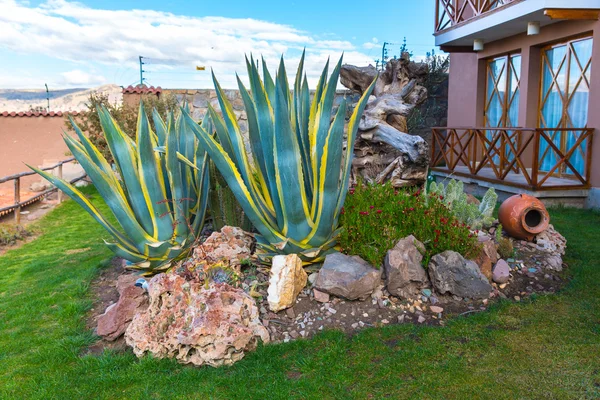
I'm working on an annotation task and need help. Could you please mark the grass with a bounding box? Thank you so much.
[0,187,599,399]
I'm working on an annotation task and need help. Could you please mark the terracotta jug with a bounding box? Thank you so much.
[498,194,550,241]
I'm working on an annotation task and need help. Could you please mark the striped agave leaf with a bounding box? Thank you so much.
[183,52,376,264]
[29,104,210,275]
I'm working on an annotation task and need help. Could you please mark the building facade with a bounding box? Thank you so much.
[432,0,600,207]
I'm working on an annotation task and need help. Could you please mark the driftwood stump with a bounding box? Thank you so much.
[341,53,430,188]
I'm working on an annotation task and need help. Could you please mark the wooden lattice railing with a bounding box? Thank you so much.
[435,0,518,32]
[430,127,594,190]
[0,158,87,223]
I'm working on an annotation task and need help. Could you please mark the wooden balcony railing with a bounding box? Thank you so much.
[0,158,87,224]
[435,0,518,32]
[430,127,594,191]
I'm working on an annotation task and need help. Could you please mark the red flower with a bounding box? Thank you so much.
[359,211,369,216]
[369,205,375,209]
[376,209,382,214]
[409,207,415,212]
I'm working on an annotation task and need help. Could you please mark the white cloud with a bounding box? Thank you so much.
[59,69,106,86]
[0,0,374,88]
[371,37,379,44]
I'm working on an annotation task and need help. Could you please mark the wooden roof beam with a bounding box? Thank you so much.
[544,9,600,20]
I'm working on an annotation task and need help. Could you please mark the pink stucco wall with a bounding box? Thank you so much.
[446,19,600,187]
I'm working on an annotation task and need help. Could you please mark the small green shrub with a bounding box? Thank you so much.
[339,181,480,267]
[0,224,32,246]
[426,179,497,229]
[496,224,514,259]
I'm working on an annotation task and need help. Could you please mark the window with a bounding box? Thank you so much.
[484,54,521,166]
[539,36,593,176]
[485,54,521,128]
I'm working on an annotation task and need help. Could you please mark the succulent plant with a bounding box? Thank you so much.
[31,105,211,275]
[181,52,376,264]
[425,179,497,230]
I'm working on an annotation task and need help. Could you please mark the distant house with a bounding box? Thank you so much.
[431,0,600,207]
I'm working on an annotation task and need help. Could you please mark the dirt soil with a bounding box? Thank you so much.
[85,242,568,352]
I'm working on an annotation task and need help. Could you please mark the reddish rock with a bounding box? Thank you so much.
[125,274,269,367]
[313,289,330,303]
[471,246,493,281]
[97,274,148,341]
[192,226,255,266]
[482,240,499,264]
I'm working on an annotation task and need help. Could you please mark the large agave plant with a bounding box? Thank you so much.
[184,53,376,264]
[30,105,210,274]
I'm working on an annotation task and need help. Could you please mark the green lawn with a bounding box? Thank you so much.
[1,188,599,399]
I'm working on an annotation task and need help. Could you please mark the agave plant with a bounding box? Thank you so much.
[30,105,211,274]
[183,53,376,264]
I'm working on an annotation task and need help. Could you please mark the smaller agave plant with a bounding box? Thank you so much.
[30,105,211,275]
[201,261,240,287]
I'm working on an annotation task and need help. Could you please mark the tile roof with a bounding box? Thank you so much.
[122,85,163,94]
[0,111,80,118]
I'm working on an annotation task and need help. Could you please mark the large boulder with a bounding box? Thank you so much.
[384,235,429,299]
[97,274,148,341]
[267,254,307,312]
[125,274,269,367]
[314,252,381,301]
[428,251,492,299]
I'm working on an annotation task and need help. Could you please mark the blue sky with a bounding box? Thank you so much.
[0,0,437,89]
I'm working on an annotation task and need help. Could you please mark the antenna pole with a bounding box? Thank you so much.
[44,83,50,111]
[139,56,145,85]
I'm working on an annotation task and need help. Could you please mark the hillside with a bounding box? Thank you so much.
[0,84,122,112]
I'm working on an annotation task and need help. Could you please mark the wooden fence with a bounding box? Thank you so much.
[0,158,86,223]
[430,127,594,190]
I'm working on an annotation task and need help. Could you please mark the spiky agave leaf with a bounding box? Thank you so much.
[183,53,376,264]
[30,104,211,274]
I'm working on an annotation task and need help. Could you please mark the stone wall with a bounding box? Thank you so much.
[160,89,359,132]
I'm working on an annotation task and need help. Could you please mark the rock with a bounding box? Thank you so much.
[29,181,47,192]
[418,315,426,323]
[428,251,493,300]
[471,246,492,281]
[535,225,566,255]
[315,252,381,301]
[492,259,511,284]
[384,235,429,299]
[313,288,330,303]
[430,306,444,314]
[125,274,269,367]
[308,272,318,286]
[267,254,307,312]
[482,240,499,264]
[191,226,254,267]
[545,254,563,271]
[97,274,148,341]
